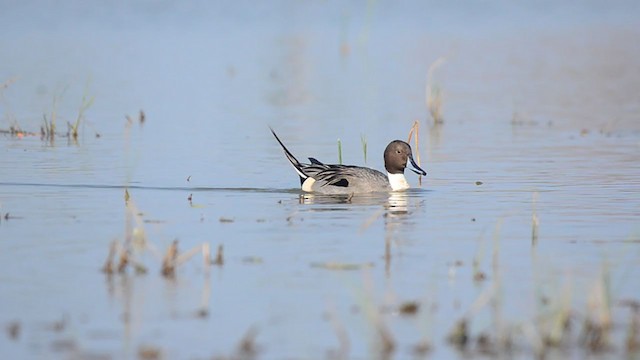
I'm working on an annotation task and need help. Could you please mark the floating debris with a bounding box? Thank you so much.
[310,262,374,271]
[474,271,487,282]
[475,181,483,186]
[142,219,166,224]
[139,110,146,125]
[242,256,263,264]
[219,217,234,223]
[398,301,420,315]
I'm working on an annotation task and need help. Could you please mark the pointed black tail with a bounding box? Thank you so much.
[269,127,308,182]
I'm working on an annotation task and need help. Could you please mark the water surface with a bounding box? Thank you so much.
[1,1,639,359]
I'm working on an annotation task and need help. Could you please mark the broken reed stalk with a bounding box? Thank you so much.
[337,138,343,165]
[407,120,422,186]
[161,240,179,277]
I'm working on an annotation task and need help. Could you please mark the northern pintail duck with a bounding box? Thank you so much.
[270,128,426,194]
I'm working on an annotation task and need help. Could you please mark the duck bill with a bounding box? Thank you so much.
[408,155,427,176]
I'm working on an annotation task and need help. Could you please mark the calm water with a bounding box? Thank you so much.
[1,2,640,359]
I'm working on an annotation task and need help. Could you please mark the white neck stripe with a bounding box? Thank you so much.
[388,172,410,191]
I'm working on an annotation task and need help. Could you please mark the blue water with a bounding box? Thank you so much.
[1,1,639,359]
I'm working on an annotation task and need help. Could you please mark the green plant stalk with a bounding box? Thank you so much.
[361,134,367,164]
[72,94,94,139]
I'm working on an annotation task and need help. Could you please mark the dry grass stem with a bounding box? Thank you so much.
[407,120,423,186]
[176,245,203,267]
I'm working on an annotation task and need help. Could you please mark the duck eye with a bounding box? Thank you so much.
[396,150,401,154]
